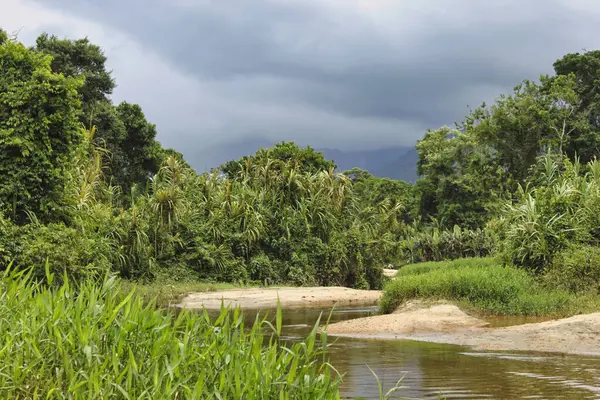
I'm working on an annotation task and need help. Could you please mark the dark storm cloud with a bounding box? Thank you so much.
[23,0,600,152]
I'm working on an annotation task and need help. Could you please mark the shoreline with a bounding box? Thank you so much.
[177,286,382,310]
[325,300,600,356]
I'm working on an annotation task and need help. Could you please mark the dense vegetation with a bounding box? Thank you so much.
[2,27,600,298]
[0,30,420,290]
[379,49,600,314]
[0,266,341,399]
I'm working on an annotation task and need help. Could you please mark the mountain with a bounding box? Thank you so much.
[318,147,419,183]
[372,147,420,182]
[316,147,408,172]
[186,138,274,173]
[185,139,419,183]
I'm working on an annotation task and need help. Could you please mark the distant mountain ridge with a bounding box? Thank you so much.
[186,139,419,183]
[317,147,419,183]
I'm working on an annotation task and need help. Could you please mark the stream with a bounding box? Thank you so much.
[210,305,600,399]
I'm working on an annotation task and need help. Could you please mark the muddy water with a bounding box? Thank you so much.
[222,305,600,400]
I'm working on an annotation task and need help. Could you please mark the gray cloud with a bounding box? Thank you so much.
[7,0,600,167]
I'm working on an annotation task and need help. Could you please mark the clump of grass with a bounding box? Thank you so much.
[0,264,342,399]
[381,257,600,316]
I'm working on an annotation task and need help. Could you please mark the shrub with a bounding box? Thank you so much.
[543,245,600,294]
[5,222,111,282]
[400,226,496,264]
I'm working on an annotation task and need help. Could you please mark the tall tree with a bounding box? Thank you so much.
[35,33,162,192]
[34,33,114,107]
[114,102,161,191]
[0,31,83,222]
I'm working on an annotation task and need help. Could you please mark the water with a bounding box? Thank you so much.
[205,306,600,399]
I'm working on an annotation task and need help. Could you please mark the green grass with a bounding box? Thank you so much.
[381,257,600,317]
[0,265,342,399]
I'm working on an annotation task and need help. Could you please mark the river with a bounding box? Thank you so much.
[215,305,600,399]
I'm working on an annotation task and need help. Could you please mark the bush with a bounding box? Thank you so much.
[543,245,600,294]
[400,226,496,264]
[248,253,279,283]
[380,257,598,316]
[0,268,341,398]
[4,222,111,282]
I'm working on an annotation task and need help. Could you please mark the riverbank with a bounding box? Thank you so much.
[178,286,382,309]
[325,300,600,356]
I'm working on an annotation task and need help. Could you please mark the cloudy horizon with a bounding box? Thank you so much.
[2,0,600,168]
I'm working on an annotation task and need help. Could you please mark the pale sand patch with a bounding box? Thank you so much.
[178,287,382,310]
[325,300,600,356]
[383,268,397,278]
[326,300,488,335]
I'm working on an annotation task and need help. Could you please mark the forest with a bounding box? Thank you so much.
[2,28,600,397]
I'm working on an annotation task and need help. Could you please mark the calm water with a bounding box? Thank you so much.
[206,306,600,399]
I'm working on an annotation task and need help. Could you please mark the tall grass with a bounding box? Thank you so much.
[0,264,342,399]
[380,258,600,316]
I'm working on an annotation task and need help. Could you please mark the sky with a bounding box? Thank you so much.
[2,0,600,167]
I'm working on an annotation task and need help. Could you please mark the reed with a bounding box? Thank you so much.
[0,263,342,399]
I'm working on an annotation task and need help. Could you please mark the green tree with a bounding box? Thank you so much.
[0,31,83,222]
[34,33,114,106]
[553,50,600,159]
[35,33,162,192]
[114,102,162,191]
[221,141,336,180]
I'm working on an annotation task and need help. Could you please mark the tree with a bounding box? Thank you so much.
[34,33,114,107]
[114,102,162,191]
[553,50,600,159]
[221,141,336,180]
[0,31,83,222]
[35,34,162,193]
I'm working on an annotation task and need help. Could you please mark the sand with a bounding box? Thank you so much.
[178,286,382,310]
[325,300,600,356]
[383,268,397,278]
[326,300,489,334]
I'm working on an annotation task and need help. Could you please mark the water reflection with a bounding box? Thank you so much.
[202,306,600,399]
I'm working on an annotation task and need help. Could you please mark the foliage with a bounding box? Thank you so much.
[35,32,162,193]
[0,267,342,399]
[542,244,600,294]
[7,222,111,282]
[221,141,336,179]
[416,72,590,229]
[0,32,83,223]
[500,155,600,272]
[380,258,599,316]
[34,32,115,105]
[399,225,496,264]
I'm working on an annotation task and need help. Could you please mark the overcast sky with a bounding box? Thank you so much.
[2,0,600,162]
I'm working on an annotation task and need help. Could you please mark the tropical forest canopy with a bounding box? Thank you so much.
[2,28,600,293]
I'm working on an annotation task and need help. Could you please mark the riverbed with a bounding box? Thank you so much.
[210,305,600,399]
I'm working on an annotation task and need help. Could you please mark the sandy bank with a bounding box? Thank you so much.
[178,287,382,310]
[326,300,488,334]
[383,268,397,278]
[326,301,600,356]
